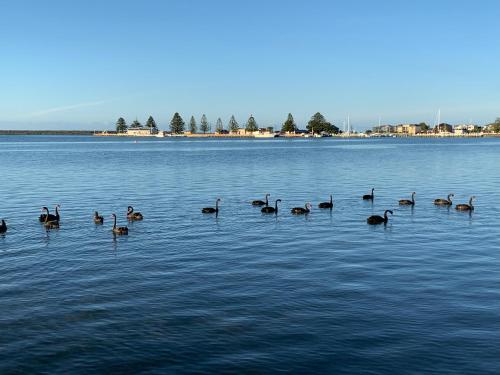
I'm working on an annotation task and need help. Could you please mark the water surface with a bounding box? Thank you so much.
[1,136,500,374]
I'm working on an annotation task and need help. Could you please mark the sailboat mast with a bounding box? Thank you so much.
[437,109,441,131]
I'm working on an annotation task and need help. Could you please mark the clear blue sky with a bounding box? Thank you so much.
[1,0,499,130]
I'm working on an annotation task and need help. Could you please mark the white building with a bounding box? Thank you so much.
[126,127,159,136]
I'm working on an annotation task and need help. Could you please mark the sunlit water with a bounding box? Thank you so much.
[1,136,500,374]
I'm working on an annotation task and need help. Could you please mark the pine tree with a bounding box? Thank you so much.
[145,116,157,129]
[170,112,185,134]
[131,119,142,128]
[245,115,258,132]
[282,113,298,133]
[200,114,209,133]
[228,115,239,133]
[189,116,197,133]
[306,112,339,134]
[215,117,224,133]
[116,117,127,133]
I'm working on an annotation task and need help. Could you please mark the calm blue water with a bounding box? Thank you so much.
[1,136,500,374]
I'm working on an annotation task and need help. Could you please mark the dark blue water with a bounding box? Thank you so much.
[1,136,500,374]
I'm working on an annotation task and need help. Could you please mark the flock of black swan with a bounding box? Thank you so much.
[0,189,477,236]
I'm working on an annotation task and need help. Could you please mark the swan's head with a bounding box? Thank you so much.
[216,198,221,202]
[306,203,312,210]
[265,193,270,198]
[111,214,116,218]
[276,199,282,203]
[385,210,394,216]
[41,206,48,212]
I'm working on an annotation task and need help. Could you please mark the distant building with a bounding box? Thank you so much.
[372,125,395,133]
[434,124,453,133]
[485,123,499,133]
[408,124,424,135]
[454,125,468,135]
[126,127,159,136]
[395,124,424,135]
[233,128,254,136]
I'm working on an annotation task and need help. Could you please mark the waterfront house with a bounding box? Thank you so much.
[454,125,468,135]
[381,125,395,133]
[372,125,395,133]
[395,124,423,135]
[232,128,254,136]
[407,124,423,135]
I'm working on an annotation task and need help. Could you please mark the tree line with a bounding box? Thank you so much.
[116,112,340,134]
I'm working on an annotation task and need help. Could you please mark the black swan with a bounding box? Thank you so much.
[252,194,270,206]
[202,199,220,215]
[456,196,475,211]
[43,207,59,229]
[291,203,312,215]
[262,199,281,214]
[111,213,128,235]
[399,192,416,206]
[363,188,374,200]
[318,195,333,209]
[127,206,143,221]
[367,210,393,225]
[434,193,454,206]
[94,211,104,224]
[39,205,59,222]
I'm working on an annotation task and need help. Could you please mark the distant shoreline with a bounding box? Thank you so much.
[0,130,95,135]
[1,130,499,138]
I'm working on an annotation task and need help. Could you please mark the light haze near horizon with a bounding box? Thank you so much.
[1,0,499,131]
